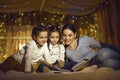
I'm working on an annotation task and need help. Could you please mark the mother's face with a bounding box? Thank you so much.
[62,29,76,45]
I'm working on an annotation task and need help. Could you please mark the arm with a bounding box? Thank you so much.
[58,44,65,68]
[42,43,53,67]
[43,60,53,68]
[81,50,97,61]
[83,36,101,48]
[78,47,97,62]
[24,42,33,73]
[58,44,65,62]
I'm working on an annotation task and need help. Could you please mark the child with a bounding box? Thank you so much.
[0,25,53,73]
[38,24,65,72]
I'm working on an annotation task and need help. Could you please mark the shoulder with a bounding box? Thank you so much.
[27,40,36,45]
[59,44,64,47]
[58,44,65,51]
[41,42,48,49]
[79,35,95,42]
[59,44,65,48]
[43,42,48,47]
[79,35,92,40]
[77,35,92,46]
[26,40,37,48]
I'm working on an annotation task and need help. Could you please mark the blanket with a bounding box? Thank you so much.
[1,67,120,80]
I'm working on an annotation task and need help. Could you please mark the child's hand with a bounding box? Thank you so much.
[58,61,64,68]
[43,60,53,68]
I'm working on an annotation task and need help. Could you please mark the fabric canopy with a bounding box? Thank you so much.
[0,0,106,15]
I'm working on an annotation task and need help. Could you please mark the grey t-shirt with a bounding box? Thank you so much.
[66,35,101,62]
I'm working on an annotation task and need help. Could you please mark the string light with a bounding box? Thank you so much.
[0,0,113,62]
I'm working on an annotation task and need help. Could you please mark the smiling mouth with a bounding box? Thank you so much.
[65,40,70,43]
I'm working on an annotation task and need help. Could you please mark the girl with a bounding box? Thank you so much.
[0,25,53,73]
[61,24,120,71]
[38,24,65,72]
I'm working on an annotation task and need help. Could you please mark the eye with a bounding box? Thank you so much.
[68,34,72,37]
[56,36,59,38]
[63,34,66,37]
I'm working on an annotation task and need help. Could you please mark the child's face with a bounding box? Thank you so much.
[35,31,48,47]
[49,31,59,45]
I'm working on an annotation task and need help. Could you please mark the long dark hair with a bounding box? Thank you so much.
[62,24,78,62]
[47,24,62,44]
[62,24,76,34]
[32,25,48,40]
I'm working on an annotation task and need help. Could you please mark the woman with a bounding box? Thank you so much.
[61,24,120,71]
[0,25,53,73]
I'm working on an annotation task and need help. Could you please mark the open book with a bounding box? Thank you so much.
[52,59,90,74]
[71,59,90,72]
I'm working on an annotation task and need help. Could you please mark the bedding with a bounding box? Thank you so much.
[1,67,120,80]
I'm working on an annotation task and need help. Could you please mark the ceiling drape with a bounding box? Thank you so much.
[97,0,120,47]
[0,0,106,15]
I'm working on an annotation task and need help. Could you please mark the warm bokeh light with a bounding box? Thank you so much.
[0,10,105,63]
